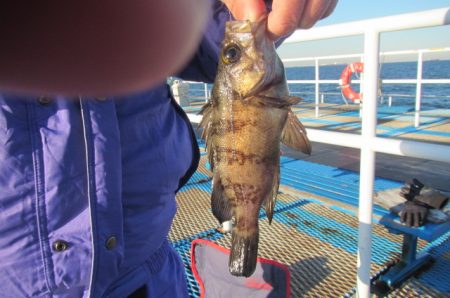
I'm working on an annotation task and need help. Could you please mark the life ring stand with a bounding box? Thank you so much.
[340,62,364,102]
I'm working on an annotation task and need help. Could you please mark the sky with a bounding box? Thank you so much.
[277,0,450,64]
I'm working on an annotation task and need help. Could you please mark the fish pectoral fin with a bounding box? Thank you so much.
[281,109,312,155]
[254,95,303,108]
[198,102,213,139]
[264,167,280,224]
[284,96,303,105]
[198,101,212,116]
[198,101,215,169]
[229,231,259,277]
[211,173,233,224]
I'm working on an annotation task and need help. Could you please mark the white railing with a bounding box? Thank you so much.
[283,7,450,298]
[283,47,450,126]
[185,7,450,298]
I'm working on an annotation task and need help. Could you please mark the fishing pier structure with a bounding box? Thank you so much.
[171,7,450,297]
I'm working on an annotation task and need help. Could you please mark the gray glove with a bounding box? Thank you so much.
[399,200,428,227]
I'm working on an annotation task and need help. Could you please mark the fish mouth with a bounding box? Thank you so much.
[225,16,268,34]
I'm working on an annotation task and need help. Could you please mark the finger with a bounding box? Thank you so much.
[267,0,306,40]
[222,0,267,21]
[400,211,406,223]
[413,213,419,228]
[298,0,335,29]
[407,213,413,227]
[320,0,338,20]
[420,210,427,226]
[418,212,423,226]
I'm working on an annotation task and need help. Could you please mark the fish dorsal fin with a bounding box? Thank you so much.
[281,109,312,155]
[252,95,303,108]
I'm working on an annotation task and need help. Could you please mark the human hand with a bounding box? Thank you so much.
[222,0,338,40]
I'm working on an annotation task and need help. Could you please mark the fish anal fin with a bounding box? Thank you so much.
[264,167,280,224]
[281,109,312,155]
[211,173,233,224]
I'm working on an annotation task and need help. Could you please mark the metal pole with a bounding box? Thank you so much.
[315,58,320,117]
[204,83,209,102]
[415,51,423,127]
[357,29,379,298]
[388,96,392,107]
[359,54,364,118]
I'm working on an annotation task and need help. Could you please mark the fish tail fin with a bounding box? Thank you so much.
[211,173,233,223]
[264,167,280,224]
[229,231,259,277]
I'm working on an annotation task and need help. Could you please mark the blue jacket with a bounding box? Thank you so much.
[0,2,229,297]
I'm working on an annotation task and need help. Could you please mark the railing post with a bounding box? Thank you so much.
[204,83,209,102]
[357,29,379,298]
[315,58,320,117]
[388,96,393,107]
[415,51,423,127]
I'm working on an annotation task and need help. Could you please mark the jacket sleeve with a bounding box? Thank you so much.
[176,0,230,83]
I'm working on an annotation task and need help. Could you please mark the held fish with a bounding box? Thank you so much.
[199,17,311,277]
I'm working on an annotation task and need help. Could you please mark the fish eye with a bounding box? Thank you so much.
[222,43,241,64]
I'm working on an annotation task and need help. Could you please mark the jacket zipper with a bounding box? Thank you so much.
[80,98,97,297]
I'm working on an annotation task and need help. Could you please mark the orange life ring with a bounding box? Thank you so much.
[340,62,364,102]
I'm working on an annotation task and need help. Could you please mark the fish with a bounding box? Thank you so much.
[199,17,311,277]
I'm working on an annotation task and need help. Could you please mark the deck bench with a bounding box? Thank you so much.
[376,212,450,288]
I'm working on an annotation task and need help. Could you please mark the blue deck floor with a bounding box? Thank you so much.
[171,146,450,297]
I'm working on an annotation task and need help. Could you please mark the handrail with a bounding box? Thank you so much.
[284,8,450,43]
[282,47,450,64]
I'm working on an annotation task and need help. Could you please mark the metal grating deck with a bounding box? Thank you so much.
[169,153,450,297]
